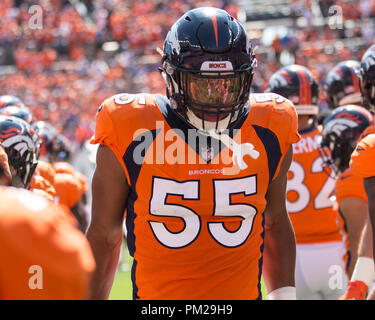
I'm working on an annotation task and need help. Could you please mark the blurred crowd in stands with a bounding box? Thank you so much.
[0,0,375,151]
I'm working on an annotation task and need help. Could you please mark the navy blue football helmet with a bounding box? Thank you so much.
[161,7,256,131]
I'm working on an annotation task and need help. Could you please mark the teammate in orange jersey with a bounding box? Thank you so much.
[34,160,56,186]
[87,7,300,300]
[334,44,375,300]
[348,134,375,299]
[53,161,89,233]
[320,105,374,299]
[31,120,89,232]
[29,174,56,201]
[267,65,347,299]
[0,186,95,299]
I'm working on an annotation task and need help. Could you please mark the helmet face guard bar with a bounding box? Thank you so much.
[320,128,362,177]
[6,147,37,188]
[161,7,257,131]
[317,143,339,179]
[164,61,255,131]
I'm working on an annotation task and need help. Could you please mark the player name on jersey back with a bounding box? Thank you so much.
[292,130,321,155]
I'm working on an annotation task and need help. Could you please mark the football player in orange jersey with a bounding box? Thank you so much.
[349,133,375,300]
[0,103,57,202]
[339,44,375,300]
[35,159,56,186]
[31,120,89,231]
[321,105,374,299]
[53,160,89,233]
[29,174,56,201]
[87,7,300,300]
[267,65,348,299]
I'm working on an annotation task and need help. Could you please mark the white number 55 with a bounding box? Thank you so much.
[149,176,258,249]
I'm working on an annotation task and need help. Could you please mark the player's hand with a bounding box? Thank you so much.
[0,145,11,184]
[339,280,368,300]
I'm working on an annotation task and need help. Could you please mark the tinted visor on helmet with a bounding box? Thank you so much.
[186,73,244,109]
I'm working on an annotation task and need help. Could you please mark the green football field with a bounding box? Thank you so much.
[109,244,268,300]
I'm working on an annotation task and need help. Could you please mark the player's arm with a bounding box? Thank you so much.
[339,197,368,277]
[86,145,129,299]
[262,146,296,299]
[364,176,375,300]
[339,216,374,300]
[365,177,375,261]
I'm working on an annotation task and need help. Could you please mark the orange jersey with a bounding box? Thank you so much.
[54,173,83,209]
[287,126,343,244]
[35,160,56,186]
[335,168,367,203]
[91,92,299,300]
[53,162,75,175]
[54,162,88,193]
[350,133,375,178]
[0,187,95,299]
[30,174,56,201]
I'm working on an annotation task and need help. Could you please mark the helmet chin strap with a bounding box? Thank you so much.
[186,108,231,131]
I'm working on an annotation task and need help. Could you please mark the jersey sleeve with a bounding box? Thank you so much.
[30,175,56,201]
[35,161,56,186]
[250,93,300,181]
[335,169,368,203]
[350,134,375,178]
[54,173,83,209]
[90,93,160,186]
[90,97,131,184]
[270,96,300,151]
